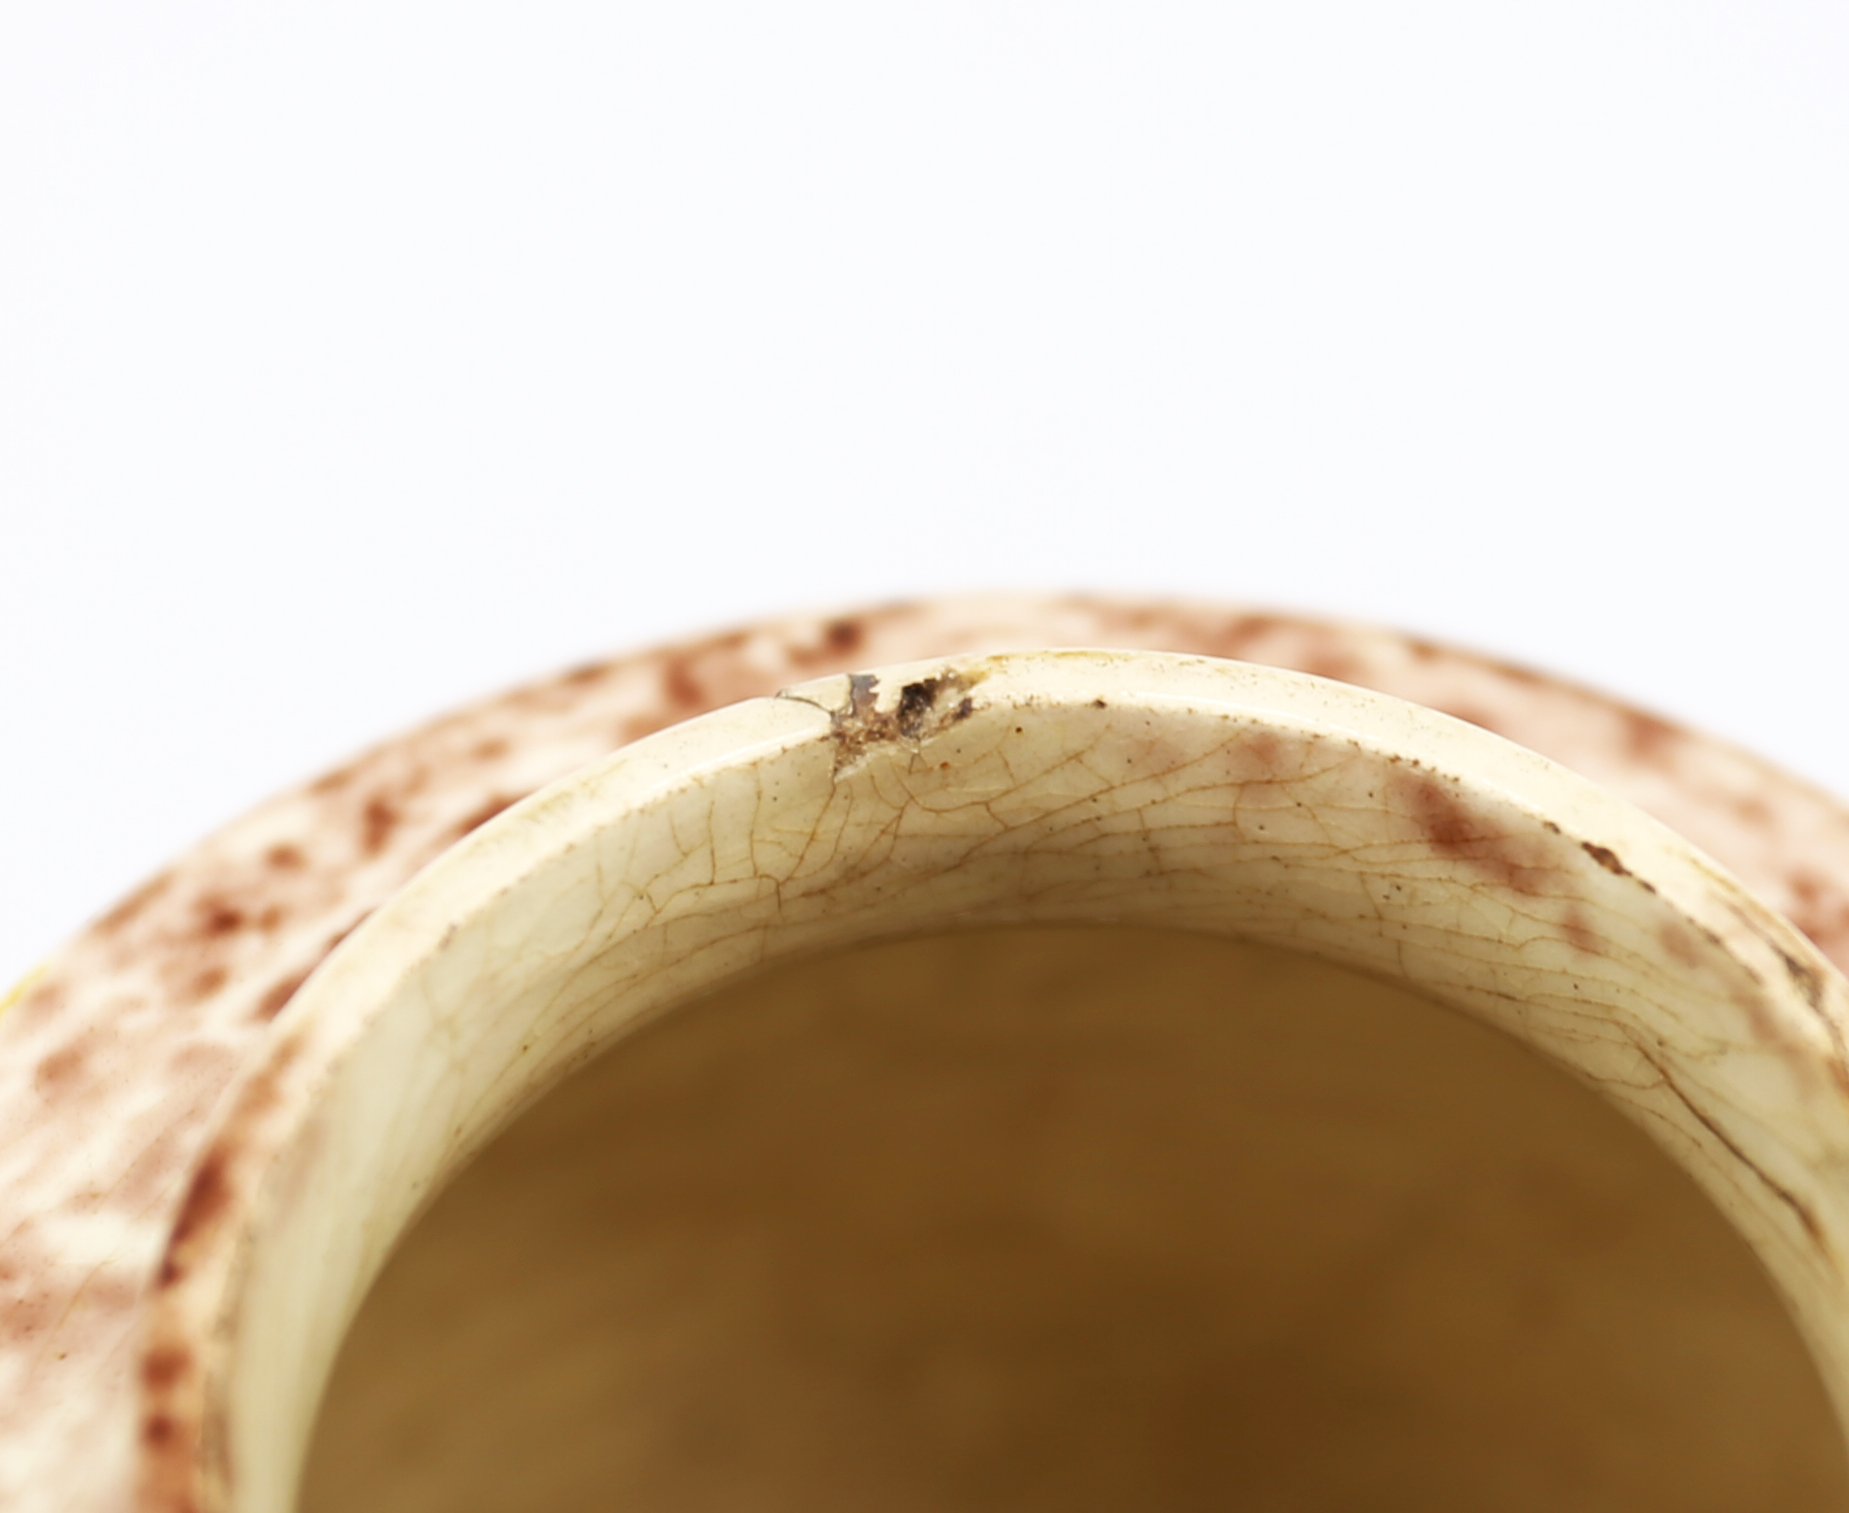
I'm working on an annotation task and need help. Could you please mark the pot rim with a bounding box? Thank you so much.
[8,593,1849,1513]
[136,647,1849,1513]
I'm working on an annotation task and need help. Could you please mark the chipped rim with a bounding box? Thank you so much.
[138,648,1849,1513]
[6,594,1849,1513]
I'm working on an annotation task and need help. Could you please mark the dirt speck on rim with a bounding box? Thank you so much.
[791,667,987,775]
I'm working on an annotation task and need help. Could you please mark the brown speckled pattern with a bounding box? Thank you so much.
[4,594,1849,1512]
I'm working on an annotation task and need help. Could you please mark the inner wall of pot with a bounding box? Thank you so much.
[299,925,1848,1513]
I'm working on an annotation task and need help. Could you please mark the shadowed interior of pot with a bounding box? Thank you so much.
[300,925,1849,1513]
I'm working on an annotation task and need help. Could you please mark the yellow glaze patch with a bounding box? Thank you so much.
[0,964,45,1028]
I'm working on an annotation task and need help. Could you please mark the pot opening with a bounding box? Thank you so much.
[299,924,1847,1513]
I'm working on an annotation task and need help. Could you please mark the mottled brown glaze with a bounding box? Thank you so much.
[3,595,1849,1512]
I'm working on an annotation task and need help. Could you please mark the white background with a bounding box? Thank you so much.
[2,2,1846,992]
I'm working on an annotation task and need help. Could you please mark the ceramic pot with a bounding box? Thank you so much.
[6,597,1849,1513]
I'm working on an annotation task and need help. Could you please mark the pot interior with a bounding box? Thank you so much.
[300,924,1848,1512]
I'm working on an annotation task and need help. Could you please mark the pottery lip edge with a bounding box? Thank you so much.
[216,643,1849,1216]
[13,593,1849,1513]
[135,647,1849,1512]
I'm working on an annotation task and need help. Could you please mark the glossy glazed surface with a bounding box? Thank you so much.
[4,599,1848,1512]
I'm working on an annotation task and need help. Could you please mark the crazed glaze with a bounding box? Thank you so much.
[4,597,1849,1512]
[140,652,1849,1512]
